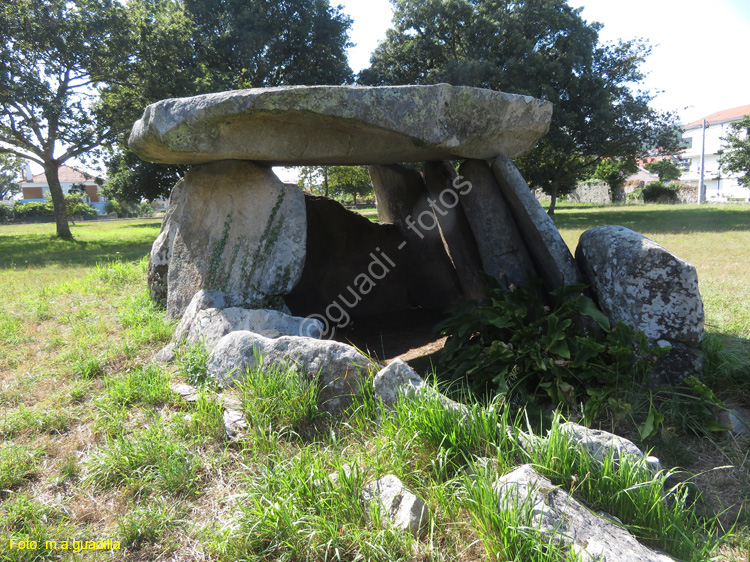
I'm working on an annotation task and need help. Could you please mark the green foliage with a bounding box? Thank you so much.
[591,158,639,200]
[0,0,129,238]
[11,200,54,218]
[361,0,680,206]
[100,0,355,202]
[117,500,183,550]
[645,159,682,182]
[719,114,750,187]
[437,278,652,413]
[298,165,374,203]
[642,181,679,203]
[0,153,21,200]
[177,343,211,388]
[0,444,41,490]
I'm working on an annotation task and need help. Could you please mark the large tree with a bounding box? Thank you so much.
[0,154,21,200]
[0,0,127,238]
[102,0,355,203]
[298,165,373,203]
[360,0,678,213]
[720,114,750,188]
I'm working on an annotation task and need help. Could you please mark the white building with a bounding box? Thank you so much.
[681,105,750,202]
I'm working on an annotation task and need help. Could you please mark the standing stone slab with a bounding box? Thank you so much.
[130,85,552,165]
[491,154,582,292]
[368,163,463,310]
[206,330,371,415]
[495,465,675,562]
[423,161,485,300]
[458,159,537,289]
[575,225,704,347]
[151,160,307,320]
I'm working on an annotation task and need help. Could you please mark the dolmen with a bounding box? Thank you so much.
[130,84,705,397]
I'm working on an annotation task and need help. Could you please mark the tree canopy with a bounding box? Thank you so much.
[298,166,373,204]
[360,0,679,213]
[645,160,682,183]
[720,114,750,188]
[0,0,128,238]
[0,154,21,200]
[101,0,355,203]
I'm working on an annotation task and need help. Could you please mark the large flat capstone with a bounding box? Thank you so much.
[129,85,552,165]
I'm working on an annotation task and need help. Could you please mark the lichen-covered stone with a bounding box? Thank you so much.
[129,85,552,166]
[458,159,536,289]
[575,225,704,347]
[491,154,582,292]
[495,465,675,562]
[151,161,306,320]
[206,331,371,414]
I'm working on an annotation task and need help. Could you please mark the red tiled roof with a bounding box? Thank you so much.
[685,105,750,129]
[28,165,98,184]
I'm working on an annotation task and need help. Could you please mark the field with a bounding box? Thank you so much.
[0,206,748,561]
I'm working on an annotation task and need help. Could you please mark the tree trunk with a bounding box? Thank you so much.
[547,185,558,216]
[43,160,73,239]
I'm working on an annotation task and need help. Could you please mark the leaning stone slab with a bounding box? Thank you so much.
[368,164,463,310]
[151,160,307,320]
[206,331,371,415]
[361,474,429,538]
[559,423,661,473]
[495,465,675,562]
[575,225,704,347]
[459,159,537,289]
[491,154,582,292]
[129,85,552,166]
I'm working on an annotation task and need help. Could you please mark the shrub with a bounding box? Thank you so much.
[13,200,54,218]
[642,181,678,203]
[437,278,653,414]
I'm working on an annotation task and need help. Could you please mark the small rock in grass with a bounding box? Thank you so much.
[360,474,429,538]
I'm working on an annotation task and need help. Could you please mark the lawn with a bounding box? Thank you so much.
[0,208,748,561]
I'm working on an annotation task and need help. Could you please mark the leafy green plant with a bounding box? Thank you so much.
[642,181,678,203]
[437,279,653,415]
[177,342,211,388]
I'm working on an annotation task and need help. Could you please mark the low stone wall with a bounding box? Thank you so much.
[567,181,612,204]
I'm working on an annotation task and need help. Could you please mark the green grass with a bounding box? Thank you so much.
[0,210,747,561]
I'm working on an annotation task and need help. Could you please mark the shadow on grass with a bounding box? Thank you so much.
[551,206,750,234]
[0,221,161,269]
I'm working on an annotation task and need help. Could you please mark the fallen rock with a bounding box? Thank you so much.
[151,160,307,320]
[491,154,582,292]
[130,85,552,166]
[494,465,675,562]
[373,358,467,415]
[559,422,662,472]
[458,159,536,289]
[361,474,429,538]
[206,331,371,414]
[575,225,704,348]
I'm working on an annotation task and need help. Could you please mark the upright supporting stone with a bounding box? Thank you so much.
[491,154,582,292]
[369,164,463,310]
[423,161,486,301]
[150,160,307,320]
[458,159,537,289]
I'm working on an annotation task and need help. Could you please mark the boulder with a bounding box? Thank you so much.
[650,342,705,390]
[491,154,582,292]
[206,331,371,414]
[150,160,307,320]
[559,422,661,472]
[147,192,179,307]
[423,161,485,300]
[360,474,429,538]
[368,163,463,310]
[575,225,704,347]
[458,159,536,289]
[129,85,552,166]
[494,465,675,562]
[166,289,323,356]
[373,358,468,415]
